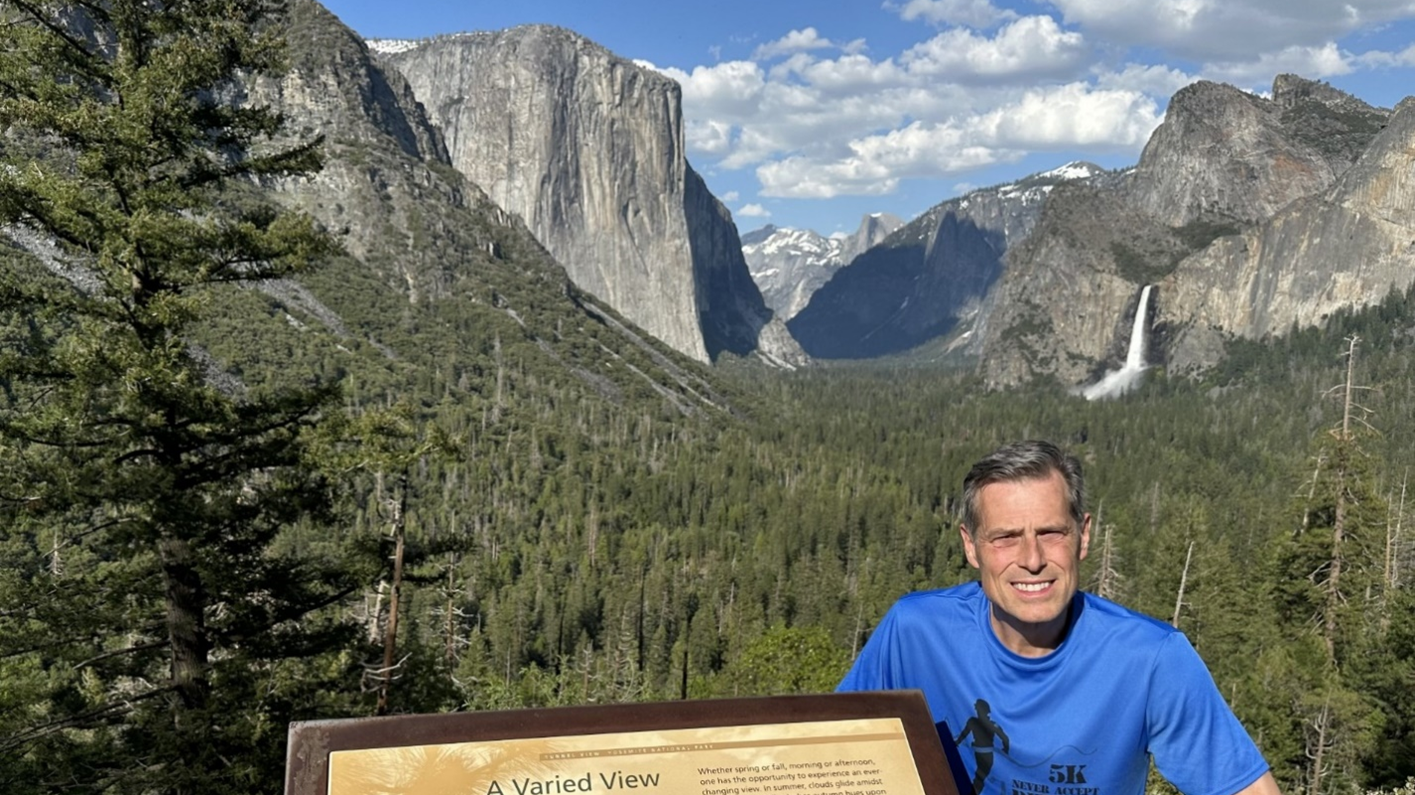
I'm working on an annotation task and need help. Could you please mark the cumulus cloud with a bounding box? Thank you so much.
[974,84,1162,149]
[657,60,767,117]
[753,28,836,60]
[1048,0,1415,62]
[685,119,735,155]
[738,203,772,217]
[1355,43,1415,68]
[1201,43,1354,86]
[1094,63,1197,98]
[721,190,740,202]
[887,0,1019,28]
[756,83,1161,198]
[901,15,1090,83]
[660,1,1412,204]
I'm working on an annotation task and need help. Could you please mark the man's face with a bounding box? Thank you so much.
[960,471,1090,657]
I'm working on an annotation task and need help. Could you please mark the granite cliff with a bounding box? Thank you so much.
[376,25,804,366]
[1159,95,1415,372]
[977,76,1393,388]
[236,1,734,413]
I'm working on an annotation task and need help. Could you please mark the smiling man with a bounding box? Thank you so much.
[837,440,1281,795]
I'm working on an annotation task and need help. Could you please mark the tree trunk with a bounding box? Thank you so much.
[1171,541,1194,629]
[1324,336,1359,662]
[161,533,210,750]
[376,472,408,715]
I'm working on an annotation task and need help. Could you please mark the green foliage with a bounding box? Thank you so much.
[1111,240,1173,283]
[0,1,372,792]
[1172,218,1241,251]
[2,5,1415,795]
[704,625,850,698]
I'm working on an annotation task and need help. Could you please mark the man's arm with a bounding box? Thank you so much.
[1232,772,1281,795]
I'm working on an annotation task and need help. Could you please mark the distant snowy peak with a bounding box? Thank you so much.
[743,227,839,262]
[992,160,1105,201]
[742,214,903,321]
[366,38,422,55]
[1037,161,1105,181]
[939,160,1105,215]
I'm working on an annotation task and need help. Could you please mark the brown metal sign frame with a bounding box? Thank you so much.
[286,691,960,795]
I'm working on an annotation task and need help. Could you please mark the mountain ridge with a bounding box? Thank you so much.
[742,213,903,321]
[373,23,805,367]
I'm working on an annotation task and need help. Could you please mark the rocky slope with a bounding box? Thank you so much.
[374,25,804,367]
[1158,95,1415,372]
[787,163,1105,360]
[233,0,734,413]
[742,213,903,321]
[977,76,1392,388]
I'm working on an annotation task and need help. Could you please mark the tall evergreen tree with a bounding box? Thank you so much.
[0,1,366,792]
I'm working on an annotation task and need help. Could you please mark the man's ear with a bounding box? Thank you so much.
[960,524,980,569]
[1078,513,1092,561]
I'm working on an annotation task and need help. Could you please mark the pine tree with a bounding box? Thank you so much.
[0,1,366,792]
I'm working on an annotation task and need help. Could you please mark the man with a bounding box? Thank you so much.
[837,440,1279,795]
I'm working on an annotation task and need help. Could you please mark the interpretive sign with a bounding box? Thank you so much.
[286,692,960,795]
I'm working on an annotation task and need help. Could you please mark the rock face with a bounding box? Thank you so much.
[788,163,1104,360]
[976,76,1393,388]
[378,25,803,366]
[742,214,903,321]
[1159,96,1415,371]
[232,0,735,415]
[1127,80,1361,226]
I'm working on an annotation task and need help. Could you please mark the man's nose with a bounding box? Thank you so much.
[1018,532,1045,571]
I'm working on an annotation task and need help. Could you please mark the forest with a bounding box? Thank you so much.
[0,2,1413,795]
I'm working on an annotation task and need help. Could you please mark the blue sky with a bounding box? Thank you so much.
[322,0,1415,237]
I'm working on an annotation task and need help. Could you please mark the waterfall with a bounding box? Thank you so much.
[1081,284,1153,400]
[1122,284,1153,369]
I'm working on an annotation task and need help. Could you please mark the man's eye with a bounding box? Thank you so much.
[1039,530,1068,543]
[990,535,1020,548]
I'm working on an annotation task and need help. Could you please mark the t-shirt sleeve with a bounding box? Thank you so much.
[1146,633,1271,795]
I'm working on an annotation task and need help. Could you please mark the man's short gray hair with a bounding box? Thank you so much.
[961,440,1085,536]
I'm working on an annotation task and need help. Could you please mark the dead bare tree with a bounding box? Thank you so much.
[1090,519,1124,601]
[1171,541,1194,629]
[1305,696,1332,795]
[1319,335,1376,661]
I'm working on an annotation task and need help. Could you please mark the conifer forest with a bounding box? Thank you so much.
[0,2,1413,795]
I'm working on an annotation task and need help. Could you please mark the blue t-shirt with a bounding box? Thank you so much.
[837,583,1269,795]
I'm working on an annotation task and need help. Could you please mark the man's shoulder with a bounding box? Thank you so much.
[1077,591,1183,647]
[885,582,982,623]
[894,581,982,608]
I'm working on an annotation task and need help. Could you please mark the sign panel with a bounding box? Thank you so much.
[286,692,959,795]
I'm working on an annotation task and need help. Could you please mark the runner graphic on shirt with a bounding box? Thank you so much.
[956,699,1010,795]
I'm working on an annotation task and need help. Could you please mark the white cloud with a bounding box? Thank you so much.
[657,60,768,117]
[686,119,735,155]
[1094,63,1197,98]
[901,16,1090,83]
[974,83,1162,150]
[721,190,740,202]
[755,83,1161,198]
[738,203,772,217]
[753,28,836,60]
[1355,43,1415,67]
[1202,43,1354,86]
[888,0,1019,28]
[1047,0,1415,61]
[660,1,1411,206]
[782,53,910,92]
